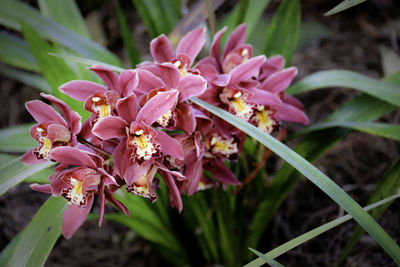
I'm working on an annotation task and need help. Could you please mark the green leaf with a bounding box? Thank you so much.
[245,191,400,267]
[325,0,367,16]
[0,197,67,267]
[0,124,36,153]
[336,159,400,266]
[298,122,400,141]
[0,156,55,196]
[50,53,125,72]
[0,65,51,93]
[0,31,38,72]
[246,74,399,254]
[38,0,90,38]
[115,0,141,66]
[248,248,285,267]
[287,70,400,108]
[191,97,400,265]
[21,22,90,119]
[0,0,120,65]
[131,0,161,37]
[263,0,300,65]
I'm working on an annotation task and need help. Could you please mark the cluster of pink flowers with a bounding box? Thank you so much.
[22,24,308,238]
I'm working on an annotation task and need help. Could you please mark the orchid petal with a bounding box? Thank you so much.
[210,26,227,63]
[175,103,196,135]
[206,158,240,185]
[158,63,180,89]
[59,80,106,100]
[92,116,128,139]
[155,130,184,160]
[21,149,46,165]
[124,160,152,185]
[230,55,266,84]
[30,183,52,194]
[26,100,66,126]
[275,103,309,124]
[41,93,82,134]
[178,74,207,102]
[282,94,304,110]
[136,90,179,125]
[89,65,121,94]
[47,124,71,143]
[159,171,183,212]
[248,88,282,106]
[113,139,129,178]
[213,74,231,87]
[62,193,94,239]
[260,55,285,80]
[116,93,138,122]
[50,147,97,169]
[223,24,246,60]
[150,34,174,63]
[186,152,203,195]
[119,69,138,97]
[176,27,206,66]
[98,180,105,227]
[105,188,130,216]
[136,69,166,93]
[260,67,297,94]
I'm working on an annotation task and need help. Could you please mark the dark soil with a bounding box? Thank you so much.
[1,0,399,266]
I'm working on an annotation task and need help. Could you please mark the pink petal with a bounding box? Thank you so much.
[175,103,196,135]
[150,34,174,63]
[206,158,240,185]
[119,70,138,97]
[223,24,246,60]
[50,147,97,169]
[105,188,130,216]
[282,94,304,110]
[59,80,106,101]
[62,193,94,239]
[185,152,203,195]
[248,88,282,106]
[30,183,52,194]
[136,90,179,125]
[210,26,227,63]
[124,161,152,185]
[113,140,129,178]
[98,180,105,227]
[47,124,71,143]
[116,93,138,123]
[196,61,219,82]
[230,55,266,84]
[89,65,121,94]
[212,74,230,87]
[159,171,183,212]
[136,69,166,94]
[222,53,243,74]
[92,116,128,140]
[41,93,82,134]
[155,131,184,160]
[176,27,206,66]
[178,75,207,102]
[21,149,46,165]
[275,103,309,124]
[260,67,297,94]
[26,100,66,126]
[259,55,285,80]
[157,63,180,89]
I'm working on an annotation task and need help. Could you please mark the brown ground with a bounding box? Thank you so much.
[0,0,399,266]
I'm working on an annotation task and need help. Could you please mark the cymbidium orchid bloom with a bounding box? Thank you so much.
[149,27,206,76]
[22,93,81,164]
[30,147,127,238]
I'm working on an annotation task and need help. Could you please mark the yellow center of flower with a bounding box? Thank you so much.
[65,178,85,206]
[253,106,278,134]
[226,91,255,121]
[134,131,148,150]
[205,135,238,158]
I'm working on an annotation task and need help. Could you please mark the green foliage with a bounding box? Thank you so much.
[0,124,36,153]
[0,197,67,267]
[325,0,367,16]
[263,0,300,65]
[0,66,51,93]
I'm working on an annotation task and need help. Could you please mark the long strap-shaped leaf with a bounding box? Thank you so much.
[191,97,400,264]
[286,70,400,108]
[298,121,400,141]
[245,191,400,267]
[0,197,67,267]
[325,0,367,16]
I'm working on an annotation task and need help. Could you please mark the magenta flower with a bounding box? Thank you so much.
[21,93,81,164]
[31,146,127,238]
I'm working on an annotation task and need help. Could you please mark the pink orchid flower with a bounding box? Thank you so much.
[31,147,127,238]
[21,93,81,164]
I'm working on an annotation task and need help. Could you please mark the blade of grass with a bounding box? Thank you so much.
[0,31,38,72]
[286,70,400,108]
[50,53,125,72]
[263,0,300,66]
[0,197,67,267]
[0,123,36,153]
[298,121,400,141]
[325,0,367,16]
[191,97,400,265]
[248,248,285,267]
[245,191,400,267]
[0,0,120,65]
[38,0,90,38]
[0,156,55,196]
[0,65,51,93]
[115,0,141,66]
[335,159,400,266]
